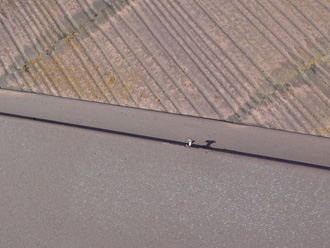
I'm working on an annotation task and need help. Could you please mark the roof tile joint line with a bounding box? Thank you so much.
[235,53,330,121]
[0,1,128,79]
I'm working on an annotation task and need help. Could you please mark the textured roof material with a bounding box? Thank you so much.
[0,0,330,136]
[1,113,330,247]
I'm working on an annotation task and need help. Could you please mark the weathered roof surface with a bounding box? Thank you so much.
[0,0,330,136]
[1,113,330,247]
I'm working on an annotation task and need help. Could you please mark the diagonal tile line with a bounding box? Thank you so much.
[0,0,131,80]
[229,52,330,123]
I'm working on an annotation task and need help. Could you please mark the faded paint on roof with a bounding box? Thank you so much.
[0,0,330,136]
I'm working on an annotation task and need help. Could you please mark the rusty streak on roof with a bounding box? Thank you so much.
[0,0,330,136]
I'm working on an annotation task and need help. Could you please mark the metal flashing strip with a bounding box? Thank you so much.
[0,89,329,167]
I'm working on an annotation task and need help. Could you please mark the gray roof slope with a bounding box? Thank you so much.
[0,0,330,136]
[1,113,330,247]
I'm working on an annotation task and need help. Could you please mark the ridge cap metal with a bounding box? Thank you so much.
[0,89,329,167]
